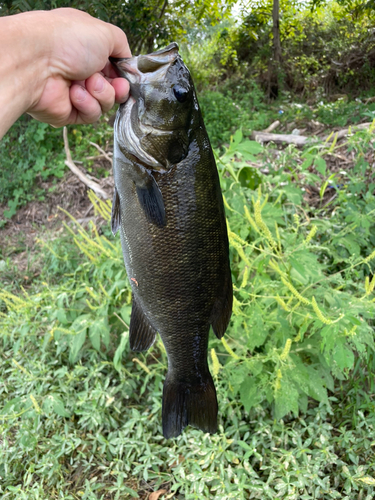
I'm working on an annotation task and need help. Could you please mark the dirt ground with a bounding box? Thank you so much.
[0,158,113,276]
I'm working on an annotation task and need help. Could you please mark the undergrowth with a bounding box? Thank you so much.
[1,126,375,499]
[0,117,113,223]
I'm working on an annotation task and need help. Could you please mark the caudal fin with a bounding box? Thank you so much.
[162,372,218,439]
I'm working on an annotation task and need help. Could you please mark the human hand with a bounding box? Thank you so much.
[0,8,130,134]
[27,8,131,127]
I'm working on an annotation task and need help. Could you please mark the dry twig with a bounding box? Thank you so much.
[262,120,280,133]
[89,141,113,165]
[63,127,110,199]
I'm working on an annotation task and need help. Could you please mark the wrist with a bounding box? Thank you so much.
[0,11,51,137]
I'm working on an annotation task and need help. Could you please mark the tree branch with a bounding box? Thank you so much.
[252,122,373,146]
[63,127,110,199]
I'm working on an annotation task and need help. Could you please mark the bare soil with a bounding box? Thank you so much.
[0,162,113,277]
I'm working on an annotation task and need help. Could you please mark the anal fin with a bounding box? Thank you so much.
[111,187,121,235]
[211,272,233,339]
[129,297,157,351]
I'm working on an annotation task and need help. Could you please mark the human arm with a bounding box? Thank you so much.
[0,8,131,139]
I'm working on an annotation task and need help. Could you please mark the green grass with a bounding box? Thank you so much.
[1,340,375,499]
[1,123,375,499]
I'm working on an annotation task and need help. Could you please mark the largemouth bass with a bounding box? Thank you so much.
[110,43,232,439]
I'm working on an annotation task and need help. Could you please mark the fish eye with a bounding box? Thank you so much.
[173,85,188,103]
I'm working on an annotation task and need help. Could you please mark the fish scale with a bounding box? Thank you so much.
[110,43,232,438]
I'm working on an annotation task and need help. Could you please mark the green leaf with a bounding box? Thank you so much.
[289,256,308,283]
[333,341,355,372]
[246,307,268,351]
[122,486,139,498]
[69,329,87,363]
[232,128,243,146]
[315,157,326,175]
[120,305,132,326]
[113,331,129,372]
[89,317,110,351]
[240,376,263,412]
[283,184,302,205]
[274,379,299,420]
[237,139,264,156]
[71,313,92,333]
[89,322,101,351]
[56,309,68,325]
[238,166,262,190]
[50,395,71,418]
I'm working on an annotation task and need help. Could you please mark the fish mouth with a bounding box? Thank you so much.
[110,43,179,84]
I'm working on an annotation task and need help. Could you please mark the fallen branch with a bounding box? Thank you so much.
[252,122,373,146]
[331,122,373,140]
[252,131,308,146]
[262,120,280,133]
[63,127,110,199]
[89,141,113,165]
[86,153,113,161]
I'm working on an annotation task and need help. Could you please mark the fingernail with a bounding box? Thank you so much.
[75,86,87,102]
[94,77,104,93]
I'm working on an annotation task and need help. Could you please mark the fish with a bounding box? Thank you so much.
[110,43,232,439]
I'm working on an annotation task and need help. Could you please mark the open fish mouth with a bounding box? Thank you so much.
[111,43,185,172]
[110,43,180,85]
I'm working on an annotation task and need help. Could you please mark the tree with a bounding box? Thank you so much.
[0,0,235,54]
[271,0,281,97]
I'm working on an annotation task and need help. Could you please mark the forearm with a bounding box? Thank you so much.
[0,11,49,139]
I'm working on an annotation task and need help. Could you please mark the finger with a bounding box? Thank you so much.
[107,26,132,59]
[70,83,102,123]
[85,73,115,113]
[110,77,130,103]
[102,60,122,80]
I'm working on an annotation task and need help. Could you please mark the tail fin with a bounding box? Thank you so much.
[162,372,218,439]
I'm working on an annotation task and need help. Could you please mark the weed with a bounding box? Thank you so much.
[1,126,375,499]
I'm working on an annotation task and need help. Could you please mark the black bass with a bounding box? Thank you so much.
[110,43,232,439]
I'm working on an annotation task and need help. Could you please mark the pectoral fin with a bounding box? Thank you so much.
[135,171,166,227]
[111,187,121,236]
[129,296,157,351]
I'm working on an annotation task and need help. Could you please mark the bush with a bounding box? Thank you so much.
[213,128,375,419]
[0,117,114,221]
[0,117,65,219]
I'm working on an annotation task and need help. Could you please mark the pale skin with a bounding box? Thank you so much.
[0,8,131,140]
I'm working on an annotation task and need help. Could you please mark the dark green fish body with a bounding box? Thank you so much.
[111,43,232,438]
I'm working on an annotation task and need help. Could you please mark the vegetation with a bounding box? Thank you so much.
[1,124,375,498]
[1,0,375,498]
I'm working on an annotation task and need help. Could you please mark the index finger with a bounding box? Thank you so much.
[107,24,132,59]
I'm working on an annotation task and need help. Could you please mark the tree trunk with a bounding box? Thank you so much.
[272,0,281,66]
[270,0,281,98]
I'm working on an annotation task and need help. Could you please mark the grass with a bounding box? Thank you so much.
[1,117,375,499]
[1,342,375,499]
